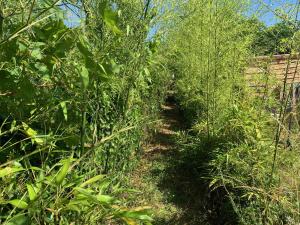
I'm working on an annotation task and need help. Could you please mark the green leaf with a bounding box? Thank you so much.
[60,101,68,121]
[31,49,42,60]
[17,41,28,52]
[8,199,28,209]
[111,60,121,74]
[65,202,82,212]
[121,218,138,225]
[96,194,115,204]
[77,40,93,59]
[26,184,38,201]
[55,157,72,185]
[22,122,37,137]
[99,2,121,34]
[5,214,30,225]
[0,166,24,178]
[22,122,44,145]
[80,66,89,89]
[117,207,153,222]
[126,25,130,36]
[73,187,94,196]
[34,62,48,74]
[80,175,106,187]
[99,179,111,193]
[10,120,17,132]
[103,9,122,34]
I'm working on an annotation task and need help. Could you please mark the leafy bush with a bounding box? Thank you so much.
[164,0,300,224]
[0,0,170,224]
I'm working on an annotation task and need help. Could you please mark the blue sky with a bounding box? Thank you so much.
[61,3,82,27]
[62,1,300,28]
[254,0,299,26]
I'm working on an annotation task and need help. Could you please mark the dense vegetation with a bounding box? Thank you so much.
[0,1,170,224]
[167,1,300,224]
[251,20,300,55]
[1,0,300,224]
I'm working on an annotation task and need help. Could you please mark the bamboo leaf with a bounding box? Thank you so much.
[6,214,30,225]
[8,199,28,209]
[117,207,153,222]
[0,167,24,178]
[55,157,72,185]
[60,101,68,121]
[22,122,37,137]
[96,194,115,204]
[22,122,44,145]
[26,184,38,201]
[121,217,138,225]
[99,1,121,34]
[80,66,89,89]
[80,175,106,187]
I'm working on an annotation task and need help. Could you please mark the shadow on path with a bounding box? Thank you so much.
[131,99,238,225]
[143,101,211,225]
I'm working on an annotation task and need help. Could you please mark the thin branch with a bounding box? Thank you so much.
[0,13,55,46]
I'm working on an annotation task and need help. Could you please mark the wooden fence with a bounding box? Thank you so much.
[245,54,300,102]
[246,54,300,84]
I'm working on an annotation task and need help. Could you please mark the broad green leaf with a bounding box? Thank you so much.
[34,62,48,73]
[122,217,138,225]
[99,1,121,34]
[55,157,72,185]
[22,122,37,137]
[5,214,30,225]
[65,203,82,212]
[117,207,153,222]
[73,187,94,197]
[17,41,28,52]
[80,66,89,89]
[26,184,38,201]
[126,25,130,36]
[8,199,28,209]
[77,40,93,58]
[22,122,44,145]
[96,194,115,204]
[80,175,106,187]
[103,9,122,34]
[111,60,121,74]
[31,49,42,60]
[0,166,24,178]
[60,101,68,121]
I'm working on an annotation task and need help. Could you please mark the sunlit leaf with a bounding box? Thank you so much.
[22,122,37,137]
[60,101,68,121]
[22,122,44,145]
[26,184,38,201]
[0,166,24,178]
[80,175,106,187]
[99,1,121,34]
[96,194,115,204]
[55,157,72,185]
[6,214,30,225]
[8,199,28,209]
[31,49,42,60]
[80,66,89,89]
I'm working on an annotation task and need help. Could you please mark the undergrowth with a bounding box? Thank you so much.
[0,0,171,224]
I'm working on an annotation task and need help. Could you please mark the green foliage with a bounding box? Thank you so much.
[0,0,171,224]
[0,159,153,224]
[251,20,298,55]
[164,0,300,224]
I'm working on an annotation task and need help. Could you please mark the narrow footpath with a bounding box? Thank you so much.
[128,100,211,225]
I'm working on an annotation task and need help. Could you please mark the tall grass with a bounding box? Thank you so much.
[164,0,300,224]
[0,0,171,224]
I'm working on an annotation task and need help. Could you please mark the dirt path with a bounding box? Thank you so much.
[128,101,210,225]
